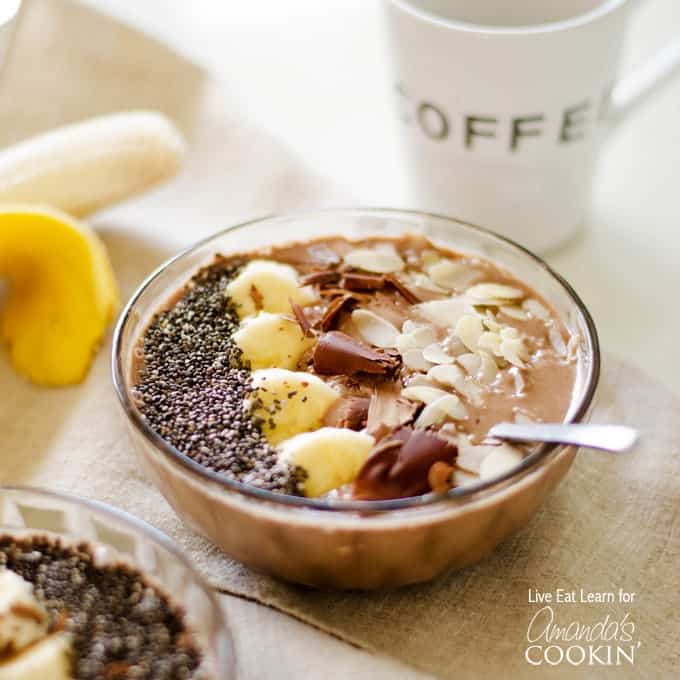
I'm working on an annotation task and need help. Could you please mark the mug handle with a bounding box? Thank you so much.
[608,6,680,123]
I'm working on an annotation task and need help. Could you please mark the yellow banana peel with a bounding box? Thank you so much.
[0,205,119,386]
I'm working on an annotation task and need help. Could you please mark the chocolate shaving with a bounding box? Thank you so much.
[250,284,264,310]
[353,427,458,500]
[290,299,314,337]
[385,273,421,304]
[320,294,357,331]
[299,270,342,287]
[313,331,400,376]
[318,287,370,300]
[366,383,418,438]
[341,273,386,291]
[323,395,371,430]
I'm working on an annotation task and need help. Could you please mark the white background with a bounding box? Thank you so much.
[83,0,680,396]
[78,1,680,676]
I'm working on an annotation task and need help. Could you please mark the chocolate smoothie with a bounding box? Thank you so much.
[132,234,577,502]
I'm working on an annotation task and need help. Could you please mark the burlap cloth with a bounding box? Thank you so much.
[1,1,678,678]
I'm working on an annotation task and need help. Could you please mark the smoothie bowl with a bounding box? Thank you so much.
[0,486,233,679]
[112,209,599,589]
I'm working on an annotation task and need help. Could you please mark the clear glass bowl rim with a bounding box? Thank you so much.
[111,207,601,513]
[0,484,224,603]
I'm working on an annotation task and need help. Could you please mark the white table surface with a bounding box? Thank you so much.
[79,1,680,677]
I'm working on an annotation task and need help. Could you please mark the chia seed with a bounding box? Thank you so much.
[0,536,204,680]
[132,259,304,495]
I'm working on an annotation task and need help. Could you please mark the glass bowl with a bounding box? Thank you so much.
[112,208,599,589]
[0,486,234,678]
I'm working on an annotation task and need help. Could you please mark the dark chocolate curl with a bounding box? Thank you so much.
[353,427,458,500]
[320,294,357,331]
[324,396,371,430]
[299,270,342,287]
[384,273,421,304]
[312,331,400,376]
[341,273,386,291]
[366,384,418,438]
[289,299,314,337]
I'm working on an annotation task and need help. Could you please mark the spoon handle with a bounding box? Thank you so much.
[487,423,639,453]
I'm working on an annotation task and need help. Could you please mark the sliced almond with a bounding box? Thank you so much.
[428,364,483,406]
[479,444,524,479]
[427,260,475,290]
[343,248,404,274]
[415,394,468,428]
[443,335,468,357]
[410,324,437,346]
[351,309,399,348]
[402,349,434,372]
[422,343,454,365]
[500,337,528,368]
[478,331,502,356]
[548,324,567,357]
[406,373,435,387]
[466,282,523,304]
[414,403,447,429]
[522,298,550,321]
[456,440,492,473]
[478,350,499,384]
[500,326,520,339]
[500,305,529,321]
[454,314,484,351]
[401,385,449,404]
[395,333,419,353]
[457,352,481,376]
[396,321,437,353]
[374,241,400,256]
[483,315,501,332]
[510,366,525,395]
[410,273,448,294]
[427,363,463,386]
[431,394,468,420]
[414,298,471,328]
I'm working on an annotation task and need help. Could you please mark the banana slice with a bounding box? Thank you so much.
[279,427,375,497]
[249,369,339,444]
[0,111,184,217]
[0,206,119,385]
[233,312,314,370]
[0,571,48,657]
[226,260,317,319]
[0,633,73,680]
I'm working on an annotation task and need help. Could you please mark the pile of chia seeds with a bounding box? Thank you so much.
[132,259,303,495]
[0,536,203,680]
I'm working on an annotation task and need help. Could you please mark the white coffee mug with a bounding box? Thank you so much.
[383,0,680,251]
[0,0,21,71]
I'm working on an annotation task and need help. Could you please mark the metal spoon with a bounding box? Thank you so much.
[487,423,639,453]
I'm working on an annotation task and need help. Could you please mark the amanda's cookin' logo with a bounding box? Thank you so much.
[524,589,642,668]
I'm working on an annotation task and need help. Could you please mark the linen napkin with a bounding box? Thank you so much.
[3,229,679,679]
[1,2,679,679]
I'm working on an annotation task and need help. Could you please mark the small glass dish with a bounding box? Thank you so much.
[0,485,234,679]
[112,208,599,589]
